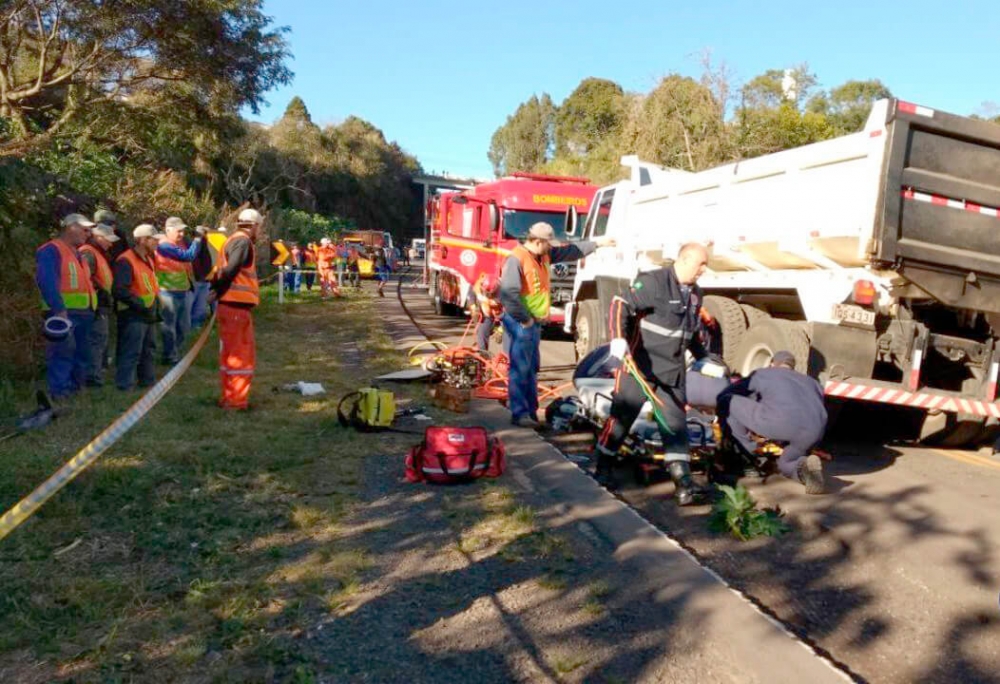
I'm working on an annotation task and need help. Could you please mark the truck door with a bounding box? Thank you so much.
[585,188,615,240]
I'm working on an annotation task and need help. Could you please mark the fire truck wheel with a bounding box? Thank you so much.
[430,274,449,315]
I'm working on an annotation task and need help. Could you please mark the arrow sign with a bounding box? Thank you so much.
[270,240,290,266]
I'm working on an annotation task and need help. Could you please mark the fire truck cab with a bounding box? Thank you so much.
[427,172,597,325]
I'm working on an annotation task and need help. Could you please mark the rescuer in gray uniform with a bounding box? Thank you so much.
[594,243,714,506]
[718,350,828,494]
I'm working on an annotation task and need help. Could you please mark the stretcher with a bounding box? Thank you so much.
[546,345,821,486]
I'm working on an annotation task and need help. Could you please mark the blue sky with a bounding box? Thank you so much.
[251,0,1000,179]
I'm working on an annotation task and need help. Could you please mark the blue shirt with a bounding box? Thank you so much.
[36,243,68,312]
[156,237,202,262]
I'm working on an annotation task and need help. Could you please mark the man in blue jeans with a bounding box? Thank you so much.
[35,214,98,399]
[154,217,204,364]
[498,222,614,427]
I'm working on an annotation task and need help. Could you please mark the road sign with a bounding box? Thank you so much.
[270,240,290,266]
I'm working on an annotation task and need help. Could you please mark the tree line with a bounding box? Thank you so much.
[488,60,1000,185]
[0,0,422,382]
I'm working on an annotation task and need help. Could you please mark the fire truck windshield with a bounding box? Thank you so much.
[503,210,572,241]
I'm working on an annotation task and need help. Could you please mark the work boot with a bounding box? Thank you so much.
[797,453,826,494]
[512,415,541,429]
[593,446,619,490]
[668,461,711,506]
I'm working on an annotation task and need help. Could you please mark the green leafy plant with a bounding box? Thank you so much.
[708,485,790,541]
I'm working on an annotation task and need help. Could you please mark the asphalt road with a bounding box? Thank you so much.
[398,266,1000,683]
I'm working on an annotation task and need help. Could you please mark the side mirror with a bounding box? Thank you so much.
[564,206,579,238]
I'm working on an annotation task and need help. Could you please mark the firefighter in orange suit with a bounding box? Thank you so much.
[211,208,262,410]
[316,237,341,298]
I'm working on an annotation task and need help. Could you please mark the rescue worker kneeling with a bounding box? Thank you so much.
[473,273,503,353]
[717,350,828,494]
[593,243,713,506]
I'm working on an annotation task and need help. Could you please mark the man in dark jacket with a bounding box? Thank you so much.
[594,242,713,506]
[113,225,161,390]
[718,350,828,493]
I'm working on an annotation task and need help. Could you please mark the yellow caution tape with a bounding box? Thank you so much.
[0,314,217,542]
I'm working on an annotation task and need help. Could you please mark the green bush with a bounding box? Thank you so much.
[708,485,790,541]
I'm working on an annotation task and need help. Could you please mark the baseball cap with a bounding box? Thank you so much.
[238,208,262,224]
[164,216,187,231]
[92,225,120,242]
[62,213,96,228]
[133,224,160,239]
[771,350,796,368]
[94,209,117,225]
[527,222,556,242]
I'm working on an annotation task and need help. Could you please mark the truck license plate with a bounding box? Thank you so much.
[832,303,875,327]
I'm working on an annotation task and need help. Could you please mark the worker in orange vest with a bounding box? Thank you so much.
[473,273,503,353]
[79,223,120,386]
[498,222,614,427]
[211,208,262,410]
[35,213,98,399]
[113,224,161,391]
[316,237,341,298]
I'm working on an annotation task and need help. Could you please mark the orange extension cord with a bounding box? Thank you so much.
[407,315,573,403]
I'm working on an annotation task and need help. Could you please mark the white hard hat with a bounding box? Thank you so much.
[237,208,263,225]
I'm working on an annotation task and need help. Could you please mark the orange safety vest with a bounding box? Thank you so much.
[38,239,96,311]
[218,231,259,307]
[79,243,113,294]
[154,240,195,292]
[116,249,160,310]
[511,245,551,319]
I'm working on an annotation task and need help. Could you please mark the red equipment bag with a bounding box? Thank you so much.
[405,426,506,483]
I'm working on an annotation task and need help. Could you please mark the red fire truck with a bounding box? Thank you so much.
[427,172,598,325]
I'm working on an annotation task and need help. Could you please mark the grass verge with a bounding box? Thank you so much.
[0,286,417,683]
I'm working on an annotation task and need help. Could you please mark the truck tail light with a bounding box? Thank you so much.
[853,280,876,306]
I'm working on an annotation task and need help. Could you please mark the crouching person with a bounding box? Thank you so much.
[717,350,828,493]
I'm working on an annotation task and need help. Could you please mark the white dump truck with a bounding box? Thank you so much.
[565,99,1000,446]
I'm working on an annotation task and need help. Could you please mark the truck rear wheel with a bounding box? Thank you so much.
[733,317,811,376]
[702,296,747,369]
[574,300,603,361]
[741,304,769,329]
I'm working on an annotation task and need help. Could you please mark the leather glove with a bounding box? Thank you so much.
[609,337,628,360]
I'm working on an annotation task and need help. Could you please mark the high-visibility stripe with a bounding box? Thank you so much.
[823,379,1000,417]
[902,187,1000,220]
[220,368,255,375]
[639,319,683,338]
